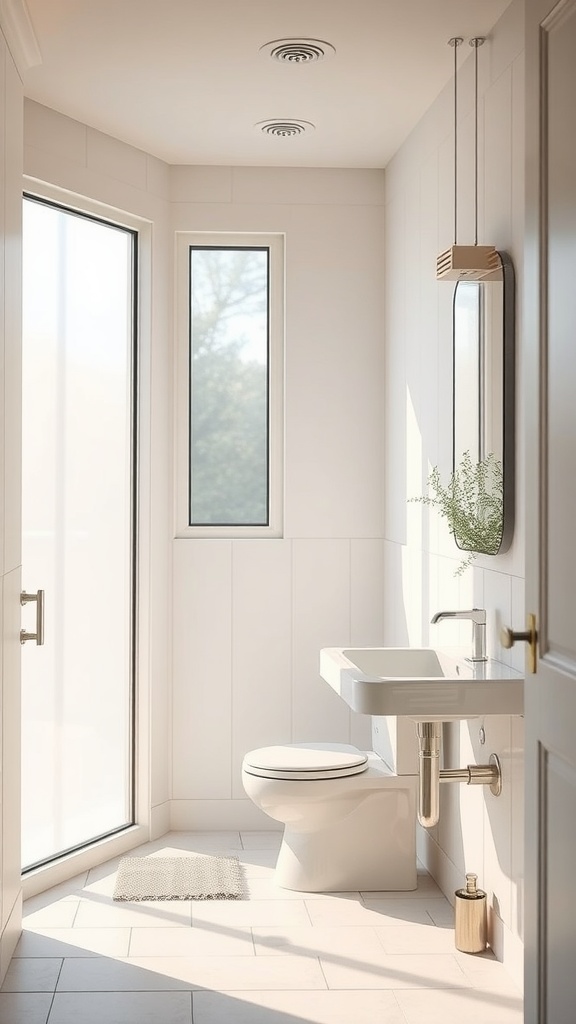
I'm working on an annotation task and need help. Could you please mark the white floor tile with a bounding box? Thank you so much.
[23,902,79,929]
[47,990,193,1024]
[137,832,243,853]
[375,922,459,954]
[457,963,524,997]
[0,992,52,1024]
[59,955,326,992]
[454,947,515,977]
[240,832,282,849]
[80,869,120,898]
[56,957,192,991]
[304,897,435,927]
[244,878,356,901]
[191,899,310,928]
[361,872,445,900]
[320,950,470,990]
[1,958,62,992]
[73,897,192,928]
[424,900,455,927]
[142,955,326,991]
[128,926,255,957]
[192,989,407,1024]
[395,985,524,1023]
[251,925,385,958]
[236,851,277,877]
[15,927,131,958]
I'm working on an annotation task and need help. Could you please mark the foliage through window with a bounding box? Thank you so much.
[189,246,269,525]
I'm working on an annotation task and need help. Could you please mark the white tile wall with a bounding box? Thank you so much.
[230,541,293,798]
[291,539,352,742]
[380,0,525,987]
[172,541,233,800]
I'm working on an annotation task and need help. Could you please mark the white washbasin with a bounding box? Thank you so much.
[320,646,524,721]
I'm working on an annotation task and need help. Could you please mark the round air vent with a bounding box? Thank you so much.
[260,38,336,63]
[255,119,315,137]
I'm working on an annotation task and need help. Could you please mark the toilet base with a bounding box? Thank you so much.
[274,780,417,892]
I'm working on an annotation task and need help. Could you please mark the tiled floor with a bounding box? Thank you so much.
[2,831,523,1024]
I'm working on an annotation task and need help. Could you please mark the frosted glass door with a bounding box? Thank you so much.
[21,197,136,870]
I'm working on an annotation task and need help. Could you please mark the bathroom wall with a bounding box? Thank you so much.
[170,168,382,828]
[377,0,525,985]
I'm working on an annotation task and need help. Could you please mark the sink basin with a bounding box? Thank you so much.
[319,646,524,721]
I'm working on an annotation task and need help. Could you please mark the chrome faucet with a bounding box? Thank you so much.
[431,608,487,662]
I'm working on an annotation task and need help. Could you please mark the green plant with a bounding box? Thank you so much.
[410,451,504,576]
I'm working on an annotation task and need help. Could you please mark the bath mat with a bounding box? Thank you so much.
[113,854,244,901]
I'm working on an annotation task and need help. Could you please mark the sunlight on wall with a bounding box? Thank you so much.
[402,386,425,645]
[403,381,478,649]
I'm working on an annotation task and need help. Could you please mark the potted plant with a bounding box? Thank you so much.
[410,451,504,575]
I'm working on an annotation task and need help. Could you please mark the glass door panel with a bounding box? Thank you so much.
[21,197,136,870]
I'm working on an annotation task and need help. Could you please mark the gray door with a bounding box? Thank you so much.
[524,0,576,1019]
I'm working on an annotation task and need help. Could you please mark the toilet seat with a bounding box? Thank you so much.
[242,742,369,780]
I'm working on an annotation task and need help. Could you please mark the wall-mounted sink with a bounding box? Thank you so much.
[319,646,524,721]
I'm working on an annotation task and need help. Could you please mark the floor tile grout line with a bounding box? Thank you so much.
[45,990,57,1024]
[316,954,331,991]
[302,899,315,925]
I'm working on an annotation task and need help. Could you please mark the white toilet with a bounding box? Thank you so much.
[241,741,417,892]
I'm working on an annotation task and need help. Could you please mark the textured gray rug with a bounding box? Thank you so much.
[113,854,244,901]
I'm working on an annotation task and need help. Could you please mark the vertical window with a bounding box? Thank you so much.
[175,233,284,537]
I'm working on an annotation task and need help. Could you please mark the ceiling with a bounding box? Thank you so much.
[21,0,512,168]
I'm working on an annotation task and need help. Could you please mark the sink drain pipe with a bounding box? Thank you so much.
[416,722,502,828]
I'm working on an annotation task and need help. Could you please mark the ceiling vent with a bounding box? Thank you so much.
[255,120,315,137]
[260,38,336,63]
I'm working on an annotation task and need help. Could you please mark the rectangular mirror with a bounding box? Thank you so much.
[452,251,515,555]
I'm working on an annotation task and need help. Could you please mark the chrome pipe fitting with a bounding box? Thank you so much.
[417,722,442,828]
[417,721,503,828]
[440,754,502,796]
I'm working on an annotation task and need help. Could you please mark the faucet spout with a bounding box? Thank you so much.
[430,608,487,662]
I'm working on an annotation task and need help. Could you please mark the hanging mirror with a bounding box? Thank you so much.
[452,251,515,555]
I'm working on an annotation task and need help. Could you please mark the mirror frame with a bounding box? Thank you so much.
[452,250,515,555]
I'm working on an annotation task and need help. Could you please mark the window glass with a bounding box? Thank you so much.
[189,246,270,526]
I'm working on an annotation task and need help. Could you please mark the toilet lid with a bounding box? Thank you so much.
[242,742,369,780]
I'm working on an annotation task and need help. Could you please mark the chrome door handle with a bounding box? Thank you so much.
[500,612,537,674]
[20,590,45,645]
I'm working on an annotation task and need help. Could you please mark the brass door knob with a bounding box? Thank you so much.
[500,613,538,674]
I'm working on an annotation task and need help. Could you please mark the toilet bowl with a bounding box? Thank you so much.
[241,742,417,892]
